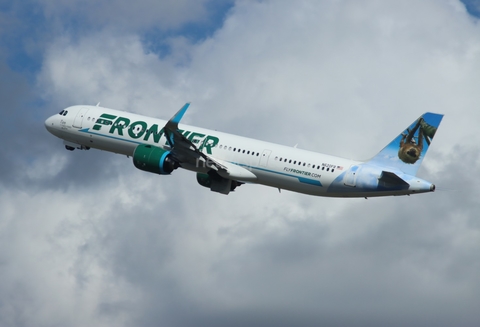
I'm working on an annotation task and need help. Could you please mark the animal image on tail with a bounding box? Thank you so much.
[398,117,438,164]
[367,112,443,176]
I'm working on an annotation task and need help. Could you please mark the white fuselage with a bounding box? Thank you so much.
[45,105,435,197]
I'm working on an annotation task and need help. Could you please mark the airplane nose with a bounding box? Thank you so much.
[45,115,55,133]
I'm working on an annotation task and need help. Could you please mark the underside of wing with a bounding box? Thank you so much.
[162,103,257,193]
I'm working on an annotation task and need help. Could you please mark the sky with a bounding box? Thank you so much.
[1,0,480,326]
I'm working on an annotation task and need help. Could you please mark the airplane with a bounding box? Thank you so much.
[45,103,443,198]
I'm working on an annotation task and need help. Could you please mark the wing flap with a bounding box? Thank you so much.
[214,159,257,182]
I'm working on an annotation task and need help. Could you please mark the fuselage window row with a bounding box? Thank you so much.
[218,145,260,156]
[274,156,335,173]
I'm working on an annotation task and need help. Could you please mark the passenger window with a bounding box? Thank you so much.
[327,168,330,171]
[243,150,245,153]
[289,160,292,163]
[332,169,335,173]
[229,147,232,150]
[247,151,250,154]
[322,167,325,170]
[257,153,259,156]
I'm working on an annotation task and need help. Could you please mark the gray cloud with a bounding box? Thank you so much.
[0,61,34,185]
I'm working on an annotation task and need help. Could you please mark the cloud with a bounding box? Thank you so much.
[2,0,480,326]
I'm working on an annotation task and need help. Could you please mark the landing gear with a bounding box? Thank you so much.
[63,141,90,151]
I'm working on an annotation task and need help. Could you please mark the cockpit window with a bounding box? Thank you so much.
[59,110,65,115]
[62,110,68,116]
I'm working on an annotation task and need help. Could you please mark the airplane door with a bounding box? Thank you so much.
[259,149,271,167]
[72,107,90,128]
[343,165,359,187]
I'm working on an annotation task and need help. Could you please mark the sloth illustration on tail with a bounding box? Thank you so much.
[398,117,437,164]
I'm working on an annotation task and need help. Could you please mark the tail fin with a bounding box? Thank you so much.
[368,112,444,176]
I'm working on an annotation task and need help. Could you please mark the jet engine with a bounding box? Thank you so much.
[196,172,242,195]
[133,144,178,175]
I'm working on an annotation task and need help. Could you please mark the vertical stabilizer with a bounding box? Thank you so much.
[368,112,443,176]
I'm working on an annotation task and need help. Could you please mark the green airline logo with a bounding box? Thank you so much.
[92,114,219,154]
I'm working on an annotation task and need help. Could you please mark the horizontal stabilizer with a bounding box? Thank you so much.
[378,171,409,186]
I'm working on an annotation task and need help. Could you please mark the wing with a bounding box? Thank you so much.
[163,103,257,182]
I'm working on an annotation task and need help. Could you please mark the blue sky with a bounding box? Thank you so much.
[463,0,480,16]
[1,1,480,327]
[1,0,234,79]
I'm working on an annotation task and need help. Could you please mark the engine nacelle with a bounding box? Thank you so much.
[133,144,178,175]
[196,172,241,195]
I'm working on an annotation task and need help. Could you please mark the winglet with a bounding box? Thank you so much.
[169,103,190,126]
[164,103,191,148]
